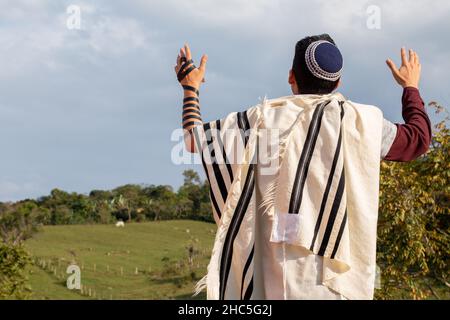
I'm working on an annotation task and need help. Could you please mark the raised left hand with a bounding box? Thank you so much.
[174,43,208,89]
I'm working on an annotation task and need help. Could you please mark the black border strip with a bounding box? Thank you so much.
[289,101,330,214]
[193,126,221,219]
[240,244,255,300]
[216,120,234,183]
[204,123,228,203]
[310,102,345,250]
[318,167,346,256]
[219,164,255,300]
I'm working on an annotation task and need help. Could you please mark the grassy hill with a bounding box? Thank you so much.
[23,220,449,300]
[25,220,216,300]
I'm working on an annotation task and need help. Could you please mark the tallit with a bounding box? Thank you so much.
[192,92,383,300]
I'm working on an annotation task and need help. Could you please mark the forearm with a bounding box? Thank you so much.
[384,87,432,161]
[182,85,203,153]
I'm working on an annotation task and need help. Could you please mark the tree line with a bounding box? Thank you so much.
[0,170,214,234]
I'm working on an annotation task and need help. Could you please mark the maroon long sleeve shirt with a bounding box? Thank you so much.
[384,87,432,162]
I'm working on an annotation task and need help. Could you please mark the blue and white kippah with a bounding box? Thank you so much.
[305,40,343,81]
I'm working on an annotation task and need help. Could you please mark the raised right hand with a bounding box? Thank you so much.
[386,48,421,89]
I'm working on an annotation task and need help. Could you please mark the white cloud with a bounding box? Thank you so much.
[0,1,153,76]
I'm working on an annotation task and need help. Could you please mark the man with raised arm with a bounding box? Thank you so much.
[174,34,431,300]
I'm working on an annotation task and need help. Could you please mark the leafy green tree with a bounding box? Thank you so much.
[183,169,201,185]
[89,190,113,201]
[377,102,449,299]
[0,243,31,299]
[178,170,213,222]
[0,201,49,244]
[0,202,39,299]
[110,194,131,222]
[142,185,177,220]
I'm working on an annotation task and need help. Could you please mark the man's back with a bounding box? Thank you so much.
[251,93,384,299]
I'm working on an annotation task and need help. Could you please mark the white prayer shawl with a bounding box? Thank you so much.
[192,92,383,300]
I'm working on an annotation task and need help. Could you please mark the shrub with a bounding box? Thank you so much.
[376,102,449,299]
[0,243,31,299]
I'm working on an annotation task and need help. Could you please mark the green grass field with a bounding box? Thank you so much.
[25,220,216,300]
[23,220,448,300]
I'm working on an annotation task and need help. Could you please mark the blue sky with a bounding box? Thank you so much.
[0,0,449,201]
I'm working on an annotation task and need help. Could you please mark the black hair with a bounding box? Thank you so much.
[292,34,340,94]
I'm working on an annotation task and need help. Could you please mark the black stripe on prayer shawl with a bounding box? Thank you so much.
[331,209,347,259]
[193,126,222,219]
[243,276,254,300]
[310,102,345,251]
[237,111,251,146]
[318,167,346,256]
[289,101,330,214]
[219,164,255,300]
[240,244,254,300]
[243,112,251,136]
[216,120,234,183]
[204,123,228,203]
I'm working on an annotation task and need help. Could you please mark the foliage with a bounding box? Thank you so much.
[0,243,31,299]
[0,170,213,228]
[0,201,49,244]
[376,102,449,299]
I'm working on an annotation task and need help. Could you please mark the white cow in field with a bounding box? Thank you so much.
[115,221,125,227]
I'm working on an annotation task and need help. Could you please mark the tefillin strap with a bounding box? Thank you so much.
[179,57,201,129]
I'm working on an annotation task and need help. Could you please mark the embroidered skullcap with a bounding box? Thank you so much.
[305,40,343,81]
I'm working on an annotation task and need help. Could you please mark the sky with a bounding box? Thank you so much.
[0,0,449,201]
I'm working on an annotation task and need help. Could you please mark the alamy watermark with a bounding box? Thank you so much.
[366,5,381,30]
[66,264,81,290]
[171,127,281,176]
[66,5,81,30]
